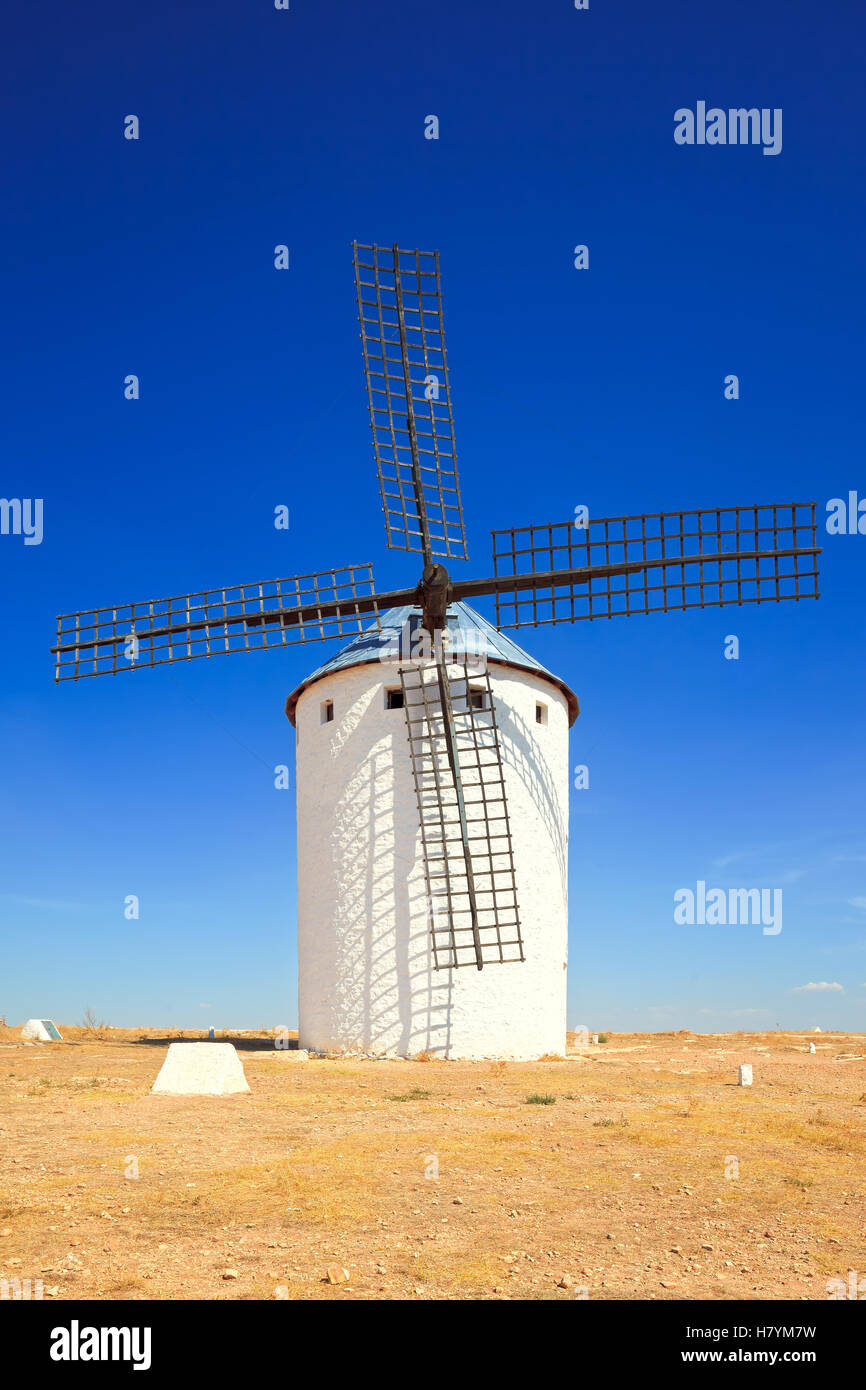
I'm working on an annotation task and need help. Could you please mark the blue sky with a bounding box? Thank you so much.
[1,0,864,1032]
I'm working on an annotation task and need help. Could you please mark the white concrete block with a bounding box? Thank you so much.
[151,1043,250,1095]
[21,1019,62,1042]
[809,1042,816,1054]
[738,1064,753,1086]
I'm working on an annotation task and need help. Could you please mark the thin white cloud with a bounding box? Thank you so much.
[792,981,844,993]
[848,897,866,911]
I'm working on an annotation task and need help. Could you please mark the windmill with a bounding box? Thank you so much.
[53,243,821,1057]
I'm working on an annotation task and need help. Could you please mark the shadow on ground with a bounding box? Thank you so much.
[128,1036,296,1052]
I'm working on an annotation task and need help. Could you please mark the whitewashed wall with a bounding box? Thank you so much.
[294,658,570,1059]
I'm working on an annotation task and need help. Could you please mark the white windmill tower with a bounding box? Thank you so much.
[52,242,820,1058]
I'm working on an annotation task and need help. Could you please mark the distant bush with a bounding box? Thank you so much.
[525,1093,556,1105]
[80,1007,109,1040]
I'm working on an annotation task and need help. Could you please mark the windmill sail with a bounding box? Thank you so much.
[353,241,468,563]
[52,564,379,681]
[400,648,522,970]
[485,501,820,627]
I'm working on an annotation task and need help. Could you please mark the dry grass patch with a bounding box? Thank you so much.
[2,1028,864,1300]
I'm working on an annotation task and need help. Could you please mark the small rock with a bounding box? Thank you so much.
[326,1265,350,1285]
[222,1269,239,1280]
[557,1274,573,1288]
[452,1197,463,1205]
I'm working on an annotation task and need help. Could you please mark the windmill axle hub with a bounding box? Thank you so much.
[419,561,452,633]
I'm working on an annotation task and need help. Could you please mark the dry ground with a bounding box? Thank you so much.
[1,1025,864,1301]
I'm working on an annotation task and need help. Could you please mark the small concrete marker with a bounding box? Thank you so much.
[151,1042,250,1096]
[21,1019,62,1042]
[809,1042,817,1054]
[738,1064,753,1087]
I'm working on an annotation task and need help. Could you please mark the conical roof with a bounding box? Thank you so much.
[284,600,578,725]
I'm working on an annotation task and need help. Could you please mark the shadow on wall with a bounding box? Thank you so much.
[328,708,454,1056]
[318,681,564,1057]
[497,701,567,894]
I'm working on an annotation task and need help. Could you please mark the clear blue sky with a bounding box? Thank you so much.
[2,0,864,1032]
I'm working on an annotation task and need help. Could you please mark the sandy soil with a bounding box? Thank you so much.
[1,1026,863,1301]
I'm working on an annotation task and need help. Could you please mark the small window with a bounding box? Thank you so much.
[321,700,334,724]
[386,688,404,710]
[469,687,486,711]
[535,702,548,726]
